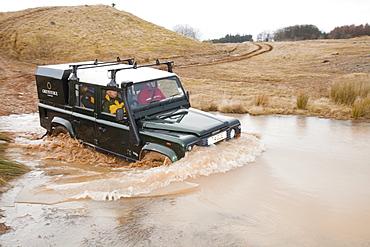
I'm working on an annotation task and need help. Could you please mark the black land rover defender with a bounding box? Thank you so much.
[36,58,241,163]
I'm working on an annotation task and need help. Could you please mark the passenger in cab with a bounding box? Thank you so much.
[137,81,166,104]
[81,86,95,108]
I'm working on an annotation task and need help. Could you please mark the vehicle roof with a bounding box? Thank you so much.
[36,61,177,86]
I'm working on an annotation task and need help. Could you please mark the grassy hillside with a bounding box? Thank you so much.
[0,5,220,64]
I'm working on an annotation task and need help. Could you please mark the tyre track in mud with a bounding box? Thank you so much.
[0,7,60,49]
[0,8,61,115]
[176,42,273,68]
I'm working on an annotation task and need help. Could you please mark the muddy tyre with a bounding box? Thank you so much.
[51,125,69,137]
[142,151,172,166]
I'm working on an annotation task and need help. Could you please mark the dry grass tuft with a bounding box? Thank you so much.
[297,94,309,109]
[201,102,219,112]
[352,98,370,118]
[254,94,269,106]
[331,81,358,105]
[330,74,370,118]
[330,74,370,105]
[219,99,248,113]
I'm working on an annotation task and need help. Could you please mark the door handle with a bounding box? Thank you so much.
[98,126,106,133]
[73,120,80,124]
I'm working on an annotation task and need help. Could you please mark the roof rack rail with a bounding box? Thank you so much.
[68,57,135,81]
[136,59,174,73]
[106,59,174,87]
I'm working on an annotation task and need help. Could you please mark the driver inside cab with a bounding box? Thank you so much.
[102,90,125,114]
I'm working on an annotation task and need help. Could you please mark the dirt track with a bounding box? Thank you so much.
[176,43,273,68]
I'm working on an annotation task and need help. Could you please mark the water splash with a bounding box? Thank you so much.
[34,135,264,200]
[1,114,265,201]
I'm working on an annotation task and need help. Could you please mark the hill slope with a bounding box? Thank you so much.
[0,5,219,63]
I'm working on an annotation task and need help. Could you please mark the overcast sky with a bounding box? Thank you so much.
[2,0,369,40]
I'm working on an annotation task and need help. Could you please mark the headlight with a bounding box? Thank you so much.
[230,128,236,138]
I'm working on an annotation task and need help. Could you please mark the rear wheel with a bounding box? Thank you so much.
[51,125,69,137]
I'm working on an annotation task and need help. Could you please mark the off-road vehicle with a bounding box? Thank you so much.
[36,58,241,163]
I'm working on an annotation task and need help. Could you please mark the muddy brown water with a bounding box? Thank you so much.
[0,113,369,246]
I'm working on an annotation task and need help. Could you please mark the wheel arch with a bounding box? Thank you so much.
[140,143,178,163]
[51,117,75,138]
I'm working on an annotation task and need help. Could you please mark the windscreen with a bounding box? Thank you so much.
[128,76,185,109]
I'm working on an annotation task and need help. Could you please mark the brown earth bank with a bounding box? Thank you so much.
[1,5,370,119]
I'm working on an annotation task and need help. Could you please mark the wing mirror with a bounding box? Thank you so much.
[116,108,124,122]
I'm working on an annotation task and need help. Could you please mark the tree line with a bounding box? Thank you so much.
[257,23,370,42]
[173,23,370,43]
[211,34,253,43]
[328,24,370,39]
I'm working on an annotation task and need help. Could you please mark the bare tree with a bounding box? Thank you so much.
[257,31,274,42]
[173,24,201,41]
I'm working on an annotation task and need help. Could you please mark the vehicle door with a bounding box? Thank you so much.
[96,88,134,159]
[71,83,96,145]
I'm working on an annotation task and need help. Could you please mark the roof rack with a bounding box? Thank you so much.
[136,59,174,73]
[68,57,135,81]
[107,59,174,87]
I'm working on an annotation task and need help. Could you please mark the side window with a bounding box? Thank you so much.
[101,89,125,115]
[75,84,95,109]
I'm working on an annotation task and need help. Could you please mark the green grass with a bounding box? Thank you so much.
[0,133,30,189]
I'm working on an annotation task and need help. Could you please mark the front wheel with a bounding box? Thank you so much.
[141,151,172,167]
[51,125,69,137]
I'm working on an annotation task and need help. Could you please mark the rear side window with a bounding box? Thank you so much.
[75,84,95,109]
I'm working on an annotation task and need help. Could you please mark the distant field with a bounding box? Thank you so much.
[176,38,370,119]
